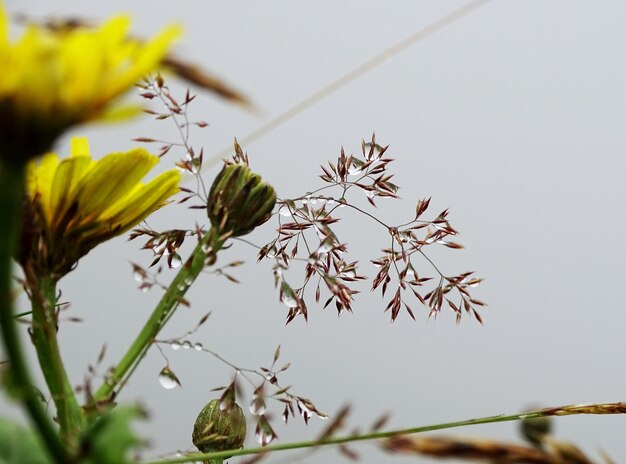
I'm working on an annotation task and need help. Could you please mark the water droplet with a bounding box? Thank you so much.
[279,206,292,217]
[366,190,376,199]
[169,254,182,269]
[140,285,150,293]
[309,198,318,205]
[193,342,203,351]
[316,197,326,205]
[133,271,144,282]
[158,367,181,390]
[182,341,192,350]
[281,293,298,308]
[249,397,267,415]
[184,277,194,286]
[326,199,337,207]
[170,341,181,350]
[177,283,187,291]
[255,419,277,446]
[189,159,201,174]
[154,241,169,255]
[174,451,183,458]
[301,197,309,205]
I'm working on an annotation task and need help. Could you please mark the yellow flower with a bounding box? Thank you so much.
[19,137,181,278]
[0,3,180,161]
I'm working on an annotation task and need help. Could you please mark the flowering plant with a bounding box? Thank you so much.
[0,4,622,464]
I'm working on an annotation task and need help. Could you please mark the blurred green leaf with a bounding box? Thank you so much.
[81,405,146,464]
[0,417,50,464]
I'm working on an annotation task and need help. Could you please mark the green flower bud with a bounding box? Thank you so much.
[192,399,247,456]
[207,163,276,237]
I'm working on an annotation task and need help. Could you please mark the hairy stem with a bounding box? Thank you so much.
[93,227,224,402]
[29,273,85,448]
[142,402,626,464]
[0,159,68,462]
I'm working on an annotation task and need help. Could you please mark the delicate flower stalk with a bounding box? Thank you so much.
[28,273,85,449]
[92,227,227,403]
[143,402,626,464]
[12,137,180,449]
[0,4,180,162]
[0,159,68,462]
[92,154,275,404]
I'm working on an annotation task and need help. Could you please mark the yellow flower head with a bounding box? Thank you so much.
[0,4,180,161]
[19,137,181,278]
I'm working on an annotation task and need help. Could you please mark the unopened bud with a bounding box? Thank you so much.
[192,399,247,456]
[207,164,276,237]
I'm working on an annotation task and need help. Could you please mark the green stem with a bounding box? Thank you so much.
[0,160,69,462]
[29,273,85,448]
[93,228,223,403]
[142,402,625,464]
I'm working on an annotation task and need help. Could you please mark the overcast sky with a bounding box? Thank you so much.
[3,1,626,463]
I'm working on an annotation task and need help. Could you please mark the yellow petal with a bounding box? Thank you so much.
[105,24,181,99]
[71,148,159,222]
[30,153,59,219]
[71,136,91,157]
[49,155,91,223]
[104,170,181,229]
[97,103,143,123]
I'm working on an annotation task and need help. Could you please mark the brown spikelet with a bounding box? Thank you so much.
[383,435,597,464]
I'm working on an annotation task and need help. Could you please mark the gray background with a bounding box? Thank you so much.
[2,1,626,462]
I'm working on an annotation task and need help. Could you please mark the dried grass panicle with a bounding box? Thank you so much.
[261,135,484,323]
[383,435,600,464]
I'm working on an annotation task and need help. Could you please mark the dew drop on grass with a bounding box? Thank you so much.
[182,341,192,350]
[170,341,181,350]
[169,254,182,269]
[249,397,267,416]
[255,422,276,446]
[281,293,298,308]
[158,367,180,390]
[193,343,203,351]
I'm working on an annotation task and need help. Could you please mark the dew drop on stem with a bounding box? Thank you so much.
[249,397,267,416]
[158,367,181,390]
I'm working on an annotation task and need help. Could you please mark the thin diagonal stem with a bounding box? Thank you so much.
[143,402,626,464]
[93,228,224,402]
[202,0,492,170]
